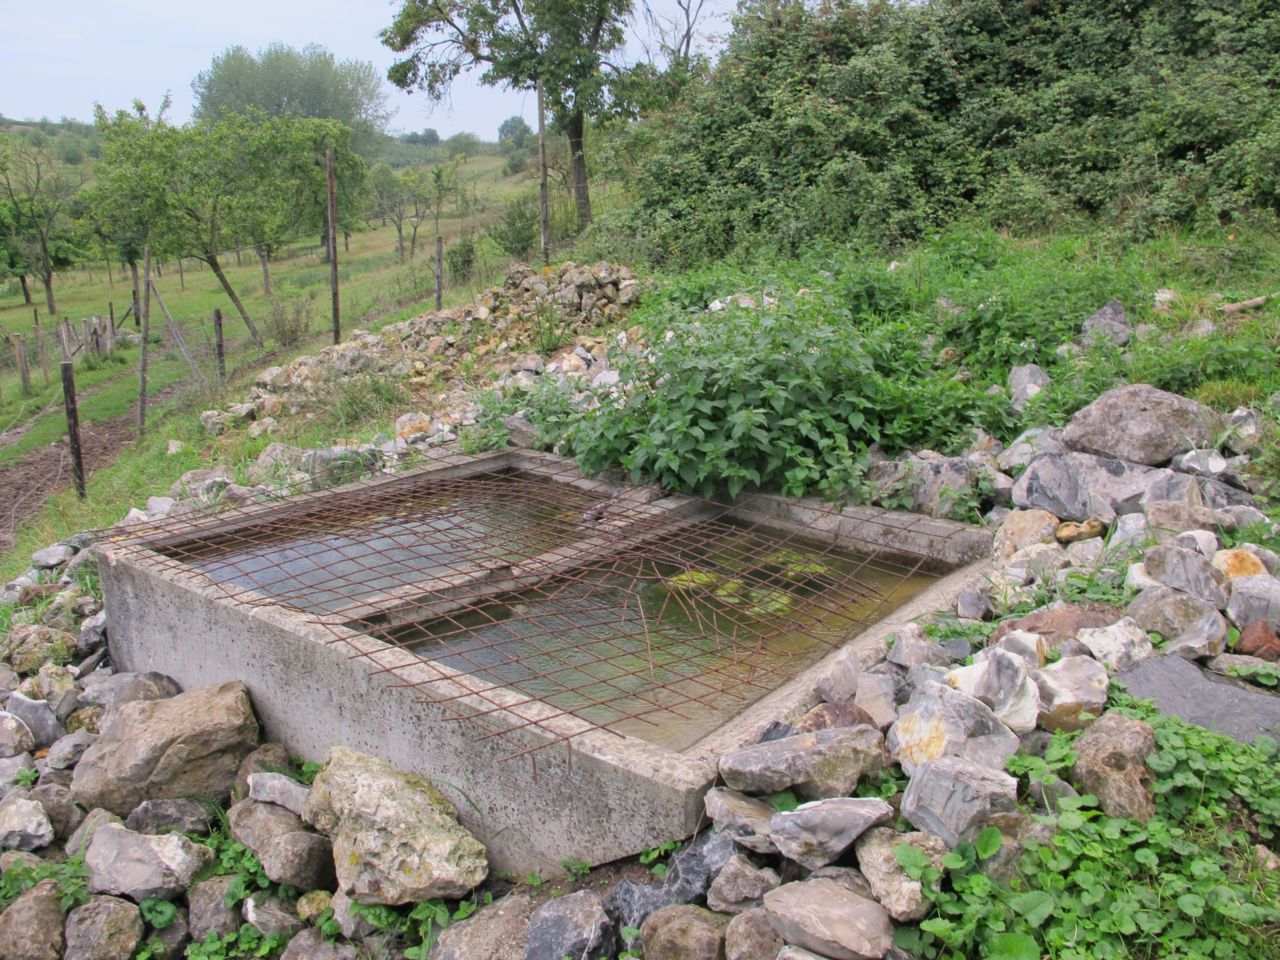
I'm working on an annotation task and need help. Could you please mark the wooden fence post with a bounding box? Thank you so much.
[11,334,31,396]
[213,308,226,384]
[60,360,86,500]
[435,235,444,310]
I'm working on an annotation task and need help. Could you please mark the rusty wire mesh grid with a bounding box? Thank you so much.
[106,450,967,756]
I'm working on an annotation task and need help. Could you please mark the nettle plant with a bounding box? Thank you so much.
[562,302,1006,498]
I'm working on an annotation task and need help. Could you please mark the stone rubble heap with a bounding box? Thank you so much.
[198,261,639,440]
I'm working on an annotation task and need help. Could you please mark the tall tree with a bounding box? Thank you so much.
[192,43,392,157]
[498,115,533,149]
[381,0,631,226]
[0,136,83,315]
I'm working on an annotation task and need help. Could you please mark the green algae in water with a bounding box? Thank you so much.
[392,531,936,751]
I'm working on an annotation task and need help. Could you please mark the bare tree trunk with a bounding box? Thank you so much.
[394,223,405,263]
[409,222,420,261]
[344,231,350,253]
[565,109,592,227]
[255,244,272,295]
[129,261,141,327]
[205,252,262,345]
[41,269,57,316]
[18,274,31,305]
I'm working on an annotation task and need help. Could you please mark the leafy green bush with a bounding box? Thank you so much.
[619,0,1280,264]
[445,237,476,283]
[901,698,1280,960]
[262,296,314,349]
[489,194,539,259]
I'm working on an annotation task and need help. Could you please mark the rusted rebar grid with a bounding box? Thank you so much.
[106,449,972,755]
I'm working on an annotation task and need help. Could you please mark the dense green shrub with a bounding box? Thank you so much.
[619,0,1280,264]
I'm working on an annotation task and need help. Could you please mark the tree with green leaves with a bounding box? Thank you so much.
[192,43,392,157]
[0,136,84,315]
[498,115,533,149]
[381,0,632,226]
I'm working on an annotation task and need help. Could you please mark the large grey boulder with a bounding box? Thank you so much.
[763,878,894,960]
[125,798,214,836]
[640,905,730,960]
[84,823,212,901]
[1063,384,1221,465]
[1127,587,1228,657]
[302,745,487,903]
[1013,453,1165,523]
[706,854,780,914]
[998,428,1067,474]
[0,879,64,960]
[279,928,359,960]
[27,783,82,840]
[766,798,893,870]
[228,798,334,891]
[63,896,143,960]
[524,890,616,960]
[64,808,121,858]
[887,681,1019,774]
[603,881,676,937]
[1071,713,1156,821]
[866,456,974,519]
[4,694,62,750]
[71,681,259,816]
[75,672,181,713]
[0,793,55,851]
[1076,617,1155,672]
[247,771,310,816]
[44,730,95,770]
[718,726,885,800]
[900,757,1019,846]
[1118,655,1280,743]
[855,826,947,922]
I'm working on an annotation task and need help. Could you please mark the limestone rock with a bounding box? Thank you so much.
[1076,617,1155,672]
[4,694,62,750]
[0,794,54,851]
[718,726,885,800]
[900,757,1019,847]
[854,826,947,922]
[63,896,143,960]
[1127,587,1227,658]
[640,905,729,960]
[27,783,81,839]
[247,771,310,816]
[76,672,181,714]
[703,787,778,854]
[1013,452,1165,523]
[766,797,893,870]
[1082,300,1130,346]
[1062,384,1221,465]
[705,854,780,914]
[1035,656,1109,731]
[1071,713,1156,822]
[1214,548,1269,580]
[71,681,259,816]
[854,673,898,730]
[302,745,487,903]
[762,878,894,960]
[229,799,334,891]
[993,510,1059,564]
[884,623,951,669]
[64,808,121,858]
[84,823,212,901]
[997,428,1066,474]
[279,929,358,960]
[241,892,302,939]
[1226,575,1280,631]
[724,907,783,960]
[1009,363,1050,410]
[524,890,616,960]
[815,646,861,704]
[188,876,243,941]
[124,798,214,836]
[0,713,35,758]
[791,702,877,734]
[603,881,676,936]
[887,681,1019,774]
[1237,621,1280,661]
[0,879,64,960]
[0,625,74,676]
[663,827,737,904]
[430,892,533,960]
[234,742,293,798]
[943,650,1041,733]
[1143,545,1229,609]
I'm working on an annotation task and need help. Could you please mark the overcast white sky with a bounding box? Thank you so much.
[1,0,731,139]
